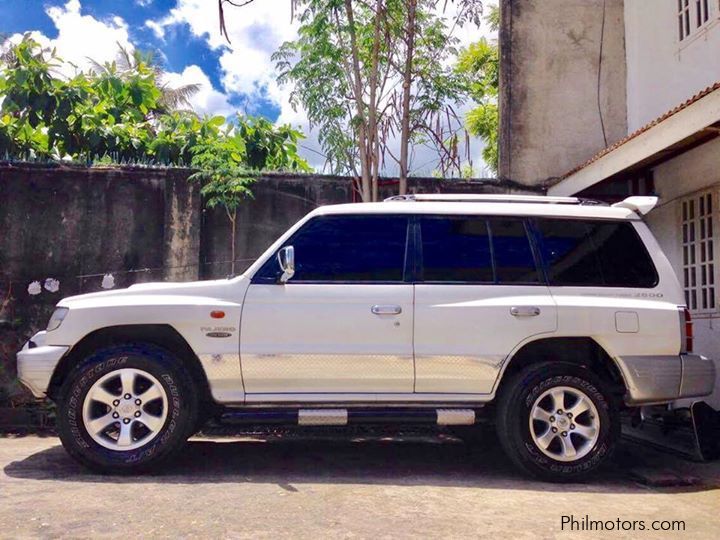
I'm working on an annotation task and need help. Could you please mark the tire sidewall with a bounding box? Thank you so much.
[501,364,619,480]
[57,344,195,472]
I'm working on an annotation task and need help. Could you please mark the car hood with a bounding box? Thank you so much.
[57,276,248,307]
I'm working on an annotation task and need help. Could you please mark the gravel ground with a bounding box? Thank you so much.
[0,431,719,539]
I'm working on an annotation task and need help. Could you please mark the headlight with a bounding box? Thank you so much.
[47,307,69,332]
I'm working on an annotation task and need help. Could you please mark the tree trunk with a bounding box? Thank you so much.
[367,0,383,202]
[229,207,237,276]
[399,0,417,196]
[344,0,372,202]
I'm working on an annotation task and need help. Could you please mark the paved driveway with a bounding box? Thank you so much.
[1,431,719,539]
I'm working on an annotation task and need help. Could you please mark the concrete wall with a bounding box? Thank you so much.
[625,0,720,131]
[499,0,628,185]
[0,164,201,402]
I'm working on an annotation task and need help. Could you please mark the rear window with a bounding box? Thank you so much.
[536,219,658,288]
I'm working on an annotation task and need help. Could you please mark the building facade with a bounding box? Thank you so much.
[500,0,720,407]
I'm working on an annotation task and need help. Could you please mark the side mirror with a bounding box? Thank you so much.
[277,245,295,283]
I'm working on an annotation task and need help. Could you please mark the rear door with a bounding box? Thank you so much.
[413,216,557,394]
[534,218,679,357]
[240,214,415,396]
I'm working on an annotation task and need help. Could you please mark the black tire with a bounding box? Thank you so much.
[496,362,619,482]
[56,343,198,474]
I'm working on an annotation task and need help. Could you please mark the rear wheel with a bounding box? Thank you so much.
[496,362,619,482]
[56,343,197,473]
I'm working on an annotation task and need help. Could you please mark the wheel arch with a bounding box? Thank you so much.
[495,337,627,400]
[47,324,214,407]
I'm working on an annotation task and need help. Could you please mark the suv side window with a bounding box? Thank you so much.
[489,218,541,284]
[419,216,540,284]
[536,219,658,288]
[253,215,409,283]
[420,217,493,282]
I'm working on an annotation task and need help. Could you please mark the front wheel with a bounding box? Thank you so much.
[56,343,198,473]
[496,362,619,482]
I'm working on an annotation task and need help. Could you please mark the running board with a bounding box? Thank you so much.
[219,408,477,427]
[299,409,348,426]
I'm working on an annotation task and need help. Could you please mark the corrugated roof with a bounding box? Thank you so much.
[559,81,720,180]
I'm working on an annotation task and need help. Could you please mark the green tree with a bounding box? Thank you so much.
[272,0,483,201]
[89,44,201,113]
[0,35,313,171]
[456,4,499,173]
[235,116,310,172]
[190,115,310,274]
[0,36,60,158]
[0,35,167,161]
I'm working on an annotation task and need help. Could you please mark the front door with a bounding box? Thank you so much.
[413,216,557,394]
[240,214,414,396]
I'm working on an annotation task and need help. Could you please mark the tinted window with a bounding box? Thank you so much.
[537,219,658,288]
[420,217,493,282]
[254,215,408,283]
[489,218,540,284]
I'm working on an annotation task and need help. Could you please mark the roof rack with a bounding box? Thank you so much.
[383,194,603,205]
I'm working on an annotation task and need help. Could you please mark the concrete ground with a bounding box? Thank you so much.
[0,430,719,539]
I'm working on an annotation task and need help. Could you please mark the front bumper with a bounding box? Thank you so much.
[16,331,69,398]
[617,353,715,405]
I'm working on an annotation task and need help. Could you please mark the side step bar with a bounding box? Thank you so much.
[220,408,477,427]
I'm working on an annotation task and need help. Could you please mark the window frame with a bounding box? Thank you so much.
[678,0,717,46]
[681,189,718,315]
[696,0,711,27]
[250,213,414,285]
[679,0,692,41]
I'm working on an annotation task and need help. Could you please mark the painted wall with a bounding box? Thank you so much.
[645,138,720,408]
[624,0,720,132]
[498,0,628,185]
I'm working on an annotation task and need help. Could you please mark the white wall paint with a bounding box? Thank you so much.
[624,0,720,131]
[646,138,720,409]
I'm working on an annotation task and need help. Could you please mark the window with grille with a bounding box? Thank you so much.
[679,0,692,40]
[696,0,710,27]
[682,192,716,312]
[679,0,715,41]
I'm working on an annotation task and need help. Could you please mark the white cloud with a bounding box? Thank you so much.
[162,65,235,117]
[149,0,297,104]
[145,19,165,40]
[43,0,134,76]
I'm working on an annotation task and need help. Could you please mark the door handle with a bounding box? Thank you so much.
[371,305,402,315]
[510,306,541,317]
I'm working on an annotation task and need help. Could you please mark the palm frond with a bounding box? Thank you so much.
[0,34,15,65]
[159,83,202,111]
[116,42,134,72]
[85,56,109,74]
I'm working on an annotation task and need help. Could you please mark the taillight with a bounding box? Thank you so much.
[680,307,693,353]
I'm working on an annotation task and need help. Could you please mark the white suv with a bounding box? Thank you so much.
[16,194,715,481]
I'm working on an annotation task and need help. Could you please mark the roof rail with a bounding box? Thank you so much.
[384,193,588,204]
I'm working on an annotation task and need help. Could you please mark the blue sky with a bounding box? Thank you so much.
[1,0,494,174]
[0,0,284,119]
